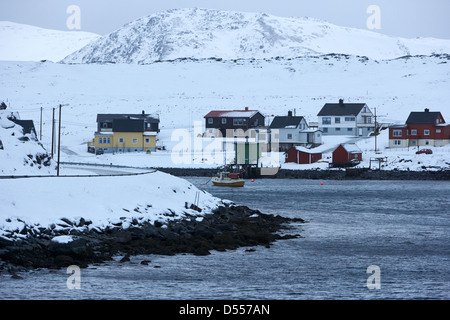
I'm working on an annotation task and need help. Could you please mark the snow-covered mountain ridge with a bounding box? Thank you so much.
[0,21,100,62]
[62,8,450,64]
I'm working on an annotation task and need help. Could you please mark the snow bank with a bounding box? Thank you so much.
[0,171,222,240]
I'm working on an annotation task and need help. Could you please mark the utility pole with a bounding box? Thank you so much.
[374,107,378,153]
[56,104,69,176]
[51,107,55,158]
[40,107,43,141]
[57,104,62,176]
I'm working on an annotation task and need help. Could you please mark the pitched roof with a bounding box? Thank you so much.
[11,119,36,135]
[97,114,159,123]
[317,102,367,116]
[269,116,304,129]
[204,110,260,118]
[406,110,443,124]
[112,119,144,132]
[340,143,362,154]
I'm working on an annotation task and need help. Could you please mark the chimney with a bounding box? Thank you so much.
[142,110,145,115]
[288,110,293,117]
[424,108,429,113]
[339,99,344,106]
[245,107,249,111]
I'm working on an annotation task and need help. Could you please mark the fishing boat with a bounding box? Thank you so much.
[211,171,245,187]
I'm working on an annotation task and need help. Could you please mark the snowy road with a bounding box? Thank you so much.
[0,163,156,179]
[59,163,155,176]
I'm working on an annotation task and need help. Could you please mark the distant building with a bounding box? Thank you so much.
[269,111,322,151]
[317,99,375,137]
[332,143,362,165]
[11,119,37,137]
[204,107,265,138]
[285,146,322,164]
[88,112,159,154]
[7,112,37,139]
[389,108,450,148]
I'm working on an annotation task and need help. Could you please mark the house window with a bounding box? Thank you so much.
[345,117,355,122]
[322,117,331,125]
[335,117,340,124]
[287,134,292,140]
[145,138,150,144]
[366,117,372,124]
[347,128,353,132]
[411,140,417,146]
[394,140,402,145]
[208,118,213,124]
[323,128,328,133]
[411,129,417,135]
[393,130,402,137]
[118,138,124,143]
[221,118,227,124]
[336,128,341,132]
[425,140,430,145]
[436,129,441,133]
[233,119,245,126]
[132,138,138,144]
[99,137,111,144]
[424,129,430,135]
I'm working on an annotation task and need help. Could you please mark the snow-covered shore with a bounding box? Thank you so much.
[0,171,222,241]
[0,172,302,270]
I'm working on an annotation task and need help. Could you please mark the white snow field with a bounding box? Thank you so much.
[0,21,100,62]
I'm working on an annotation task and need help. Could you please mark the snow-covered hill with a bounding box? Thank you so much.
[62,8,450,64]
[0,21,100,62]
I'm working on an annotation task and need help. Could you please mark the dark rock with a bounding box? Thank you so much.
[54,255,75,267]
[0,205,304,270]
[60,218,74,226]
[119,254,130,263]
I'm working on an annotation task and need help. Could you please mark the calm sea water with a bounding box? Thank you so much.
[1,178,449,300]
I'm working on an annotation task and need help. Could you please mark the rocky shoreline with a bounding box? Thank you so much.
[0,205,304,275]
[155,167,450,180]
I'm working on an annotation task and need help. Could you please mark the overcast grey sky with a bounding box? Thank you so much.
[1,0,449,39]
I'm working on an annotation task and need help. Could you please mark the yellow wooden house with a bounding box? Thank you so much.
[88,113,159,154]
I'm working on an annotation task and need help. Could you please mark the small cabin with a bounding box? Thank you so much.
[332,143,362,165]
[285,146,322,164]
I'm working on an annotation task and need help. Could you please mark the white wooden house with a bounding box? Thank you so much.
[317,99,375,137]
[269,111,322,151]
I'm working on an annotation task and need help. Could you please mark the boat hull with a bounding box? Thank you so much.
[212,179,245,187]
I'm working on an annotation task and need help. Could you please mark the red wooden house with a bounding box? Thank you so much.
[389,108,450,148]
[332,143,362,164]
[285,146,322,164]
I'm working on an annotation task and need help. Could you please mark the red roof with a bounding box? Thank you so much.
[204,109,260,118]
